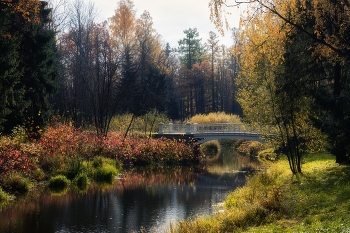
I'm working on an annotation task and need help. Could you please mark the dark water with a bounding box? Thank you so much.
[0,144,253,233]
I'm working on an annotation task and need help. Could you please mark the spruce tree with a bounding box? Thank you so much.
[0,1,57,137]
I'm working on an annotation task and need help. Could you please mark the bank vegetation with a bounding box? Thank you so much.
[169,152,350,232]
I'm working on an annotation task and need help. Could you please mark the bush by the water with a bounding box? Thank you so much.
[91,157,119,183]
[62,158,86,180]
[93,165,117,183]
[201,140,220,157]
[48,175,70,190]
[258,148,278,161]
[0,187,9,203]
[237,140,263,156]
[0,122,201,194]
[38,123,201,165]
[74,173,88,189]
[2,173,31,194]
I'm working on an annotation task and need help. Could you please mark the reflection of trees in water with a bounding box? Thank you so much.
[0,153,255,233]
[205,143,255,175]
[0,165,207,233]
[115,165,205,192]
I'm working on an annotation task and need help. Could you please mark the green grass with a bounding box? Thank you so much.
[0,187,10,204]
[168,152,350,232]
[90,157,119,183]
[48,175,70,191]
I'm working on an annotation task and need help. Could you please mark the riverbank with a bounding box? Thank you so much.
[0,123,202,203]
[169,152,350,232]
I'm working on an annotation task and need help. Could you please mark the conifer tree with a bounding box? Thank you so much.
[0,1,57,137]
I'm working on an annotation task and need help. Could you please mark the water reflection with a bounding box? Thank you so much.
[0,141,252,233]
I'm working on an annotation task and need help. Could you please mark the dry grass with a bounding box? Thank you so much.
[187,112,242,124]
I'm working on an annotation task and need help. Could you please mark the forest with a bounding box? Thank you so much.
[0,0,241,138]
[1,0,350,172]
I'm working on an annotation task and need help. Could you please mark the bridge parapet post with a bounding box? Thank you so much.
[193,123,198,132]
[168,122,173,133]
[185,122,191,134]
[158,122,164,134]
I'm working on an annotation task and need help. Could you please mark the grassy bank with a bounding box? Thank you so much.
[169,152,350,232]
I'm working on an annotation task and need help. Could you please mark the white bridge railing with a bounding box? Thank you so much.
[158,123,261,135]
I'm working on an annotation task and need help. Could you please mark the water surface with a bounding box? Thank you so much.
[0,144,253,233]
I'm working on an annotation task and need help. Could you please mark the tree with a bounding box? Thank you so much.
[0,0,41,23]
[109,0,138,116]
[0,0,57,137]
[234,2,325,173]
[177,28,205,69]
[176,28,207,117]
[134,10,167,115]
[0,6,22,132]
[164,43,180,120]
[210,0,350,164]
[19,1,58,138]
[55,0,98,127]
[207,31,219,112]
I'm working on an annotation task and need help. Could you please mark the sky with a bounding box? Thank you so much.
[90,0,244,48]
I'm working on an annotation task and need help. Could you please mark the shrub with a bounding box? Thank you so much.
[0,187,9,203]
[11,125,28,143]
[201,140,220,157]
[0,136,39,177]
[2,173,31,194]
[93,165,118,183]
[237,140,263,156]
[187,112,242,124]
[48,175,69,190]
[92,156,103,168]
[39,155,65,174]
[109,110,169,134]
[32,168,46,181]
[74,173,88,190]
[62,158,86,180]
[90,157,119,183]
[258,148,277,161]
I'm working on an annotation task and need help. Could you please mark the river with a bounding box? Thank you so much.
[0,142,255,233]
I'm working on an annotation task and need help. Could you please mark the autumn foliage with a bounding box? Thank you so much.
[0,123,202,181]
[1,0,41,22]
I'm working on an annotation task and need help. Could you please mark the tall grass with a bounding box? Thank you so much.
[90,157,120,183]
[109,110,169,135]
[168,152,350,232]
[187,112,242,124]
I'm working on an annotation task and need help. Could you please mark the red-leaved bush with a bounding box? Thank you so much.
[0,123,202,178]
[38,123,202,165]
[0,137,40,177]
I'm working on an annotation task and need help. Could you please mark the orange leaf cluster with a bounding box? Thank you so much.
[2,0,41,23]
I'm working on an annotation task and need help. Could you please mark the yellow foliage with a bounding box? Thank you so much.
[186,112,241,124]
[3,0,41,23]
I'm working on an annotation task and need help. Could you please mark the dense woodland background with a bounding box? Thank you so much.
[0,0,241,136]
[2,0,350,170]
